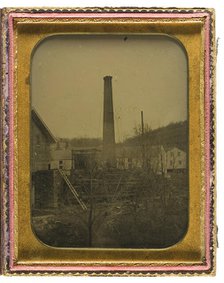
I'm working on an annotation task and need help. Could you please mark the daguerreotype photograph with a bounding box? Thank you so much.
[30,34,188,249]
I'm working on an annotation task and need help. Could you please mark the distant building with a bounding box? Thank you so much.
[116,144,167,174]
[72,148,102,170]
[166,147,186,173]
[50,144,103,172]
[146,145,167,175]
[31,109,57,172]
[50,147,72,171]
[116,145,142,170]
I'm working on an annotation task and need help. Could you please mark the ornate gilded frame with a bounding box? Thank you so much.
[0,7,216,276]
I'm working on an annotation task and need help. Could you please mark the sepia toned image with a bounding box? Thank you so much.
[30,34,188,249]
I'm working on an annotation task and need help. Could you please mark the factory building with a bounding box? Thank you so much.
[31,76,187,210]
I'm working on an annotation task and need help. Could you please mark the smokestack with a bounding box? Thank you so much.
[103,76,116,166]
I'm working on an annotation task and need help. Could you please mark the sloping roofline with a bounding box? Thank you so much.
[31,108,57,143]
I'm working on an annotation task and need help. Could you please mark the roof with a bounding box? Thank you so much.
[50,148,72,160]
[31,109,57,144]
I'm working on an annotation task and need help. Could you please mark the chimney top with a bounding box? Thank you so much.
[103,75,112,80]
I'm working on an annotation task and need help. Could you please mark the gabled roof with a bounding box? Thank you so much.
[31,108,57,144]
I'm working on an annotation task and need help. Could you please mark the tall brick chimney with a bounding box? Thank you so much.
[103,76,116,166]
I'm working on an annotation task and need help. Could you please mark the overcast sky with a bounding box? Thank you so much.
[31,34,188,142]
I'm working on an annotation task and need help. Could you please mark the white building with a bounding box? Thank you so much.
[116,144,167,174]
[50,146,72,172]
[166,147,186,173]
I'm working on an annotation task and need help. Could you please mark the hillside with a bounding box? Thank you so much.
[123,121,188,151]
[60,121,188,152]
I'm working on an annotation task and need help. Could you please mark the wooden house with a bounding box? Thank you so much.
[31,109,57,172]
